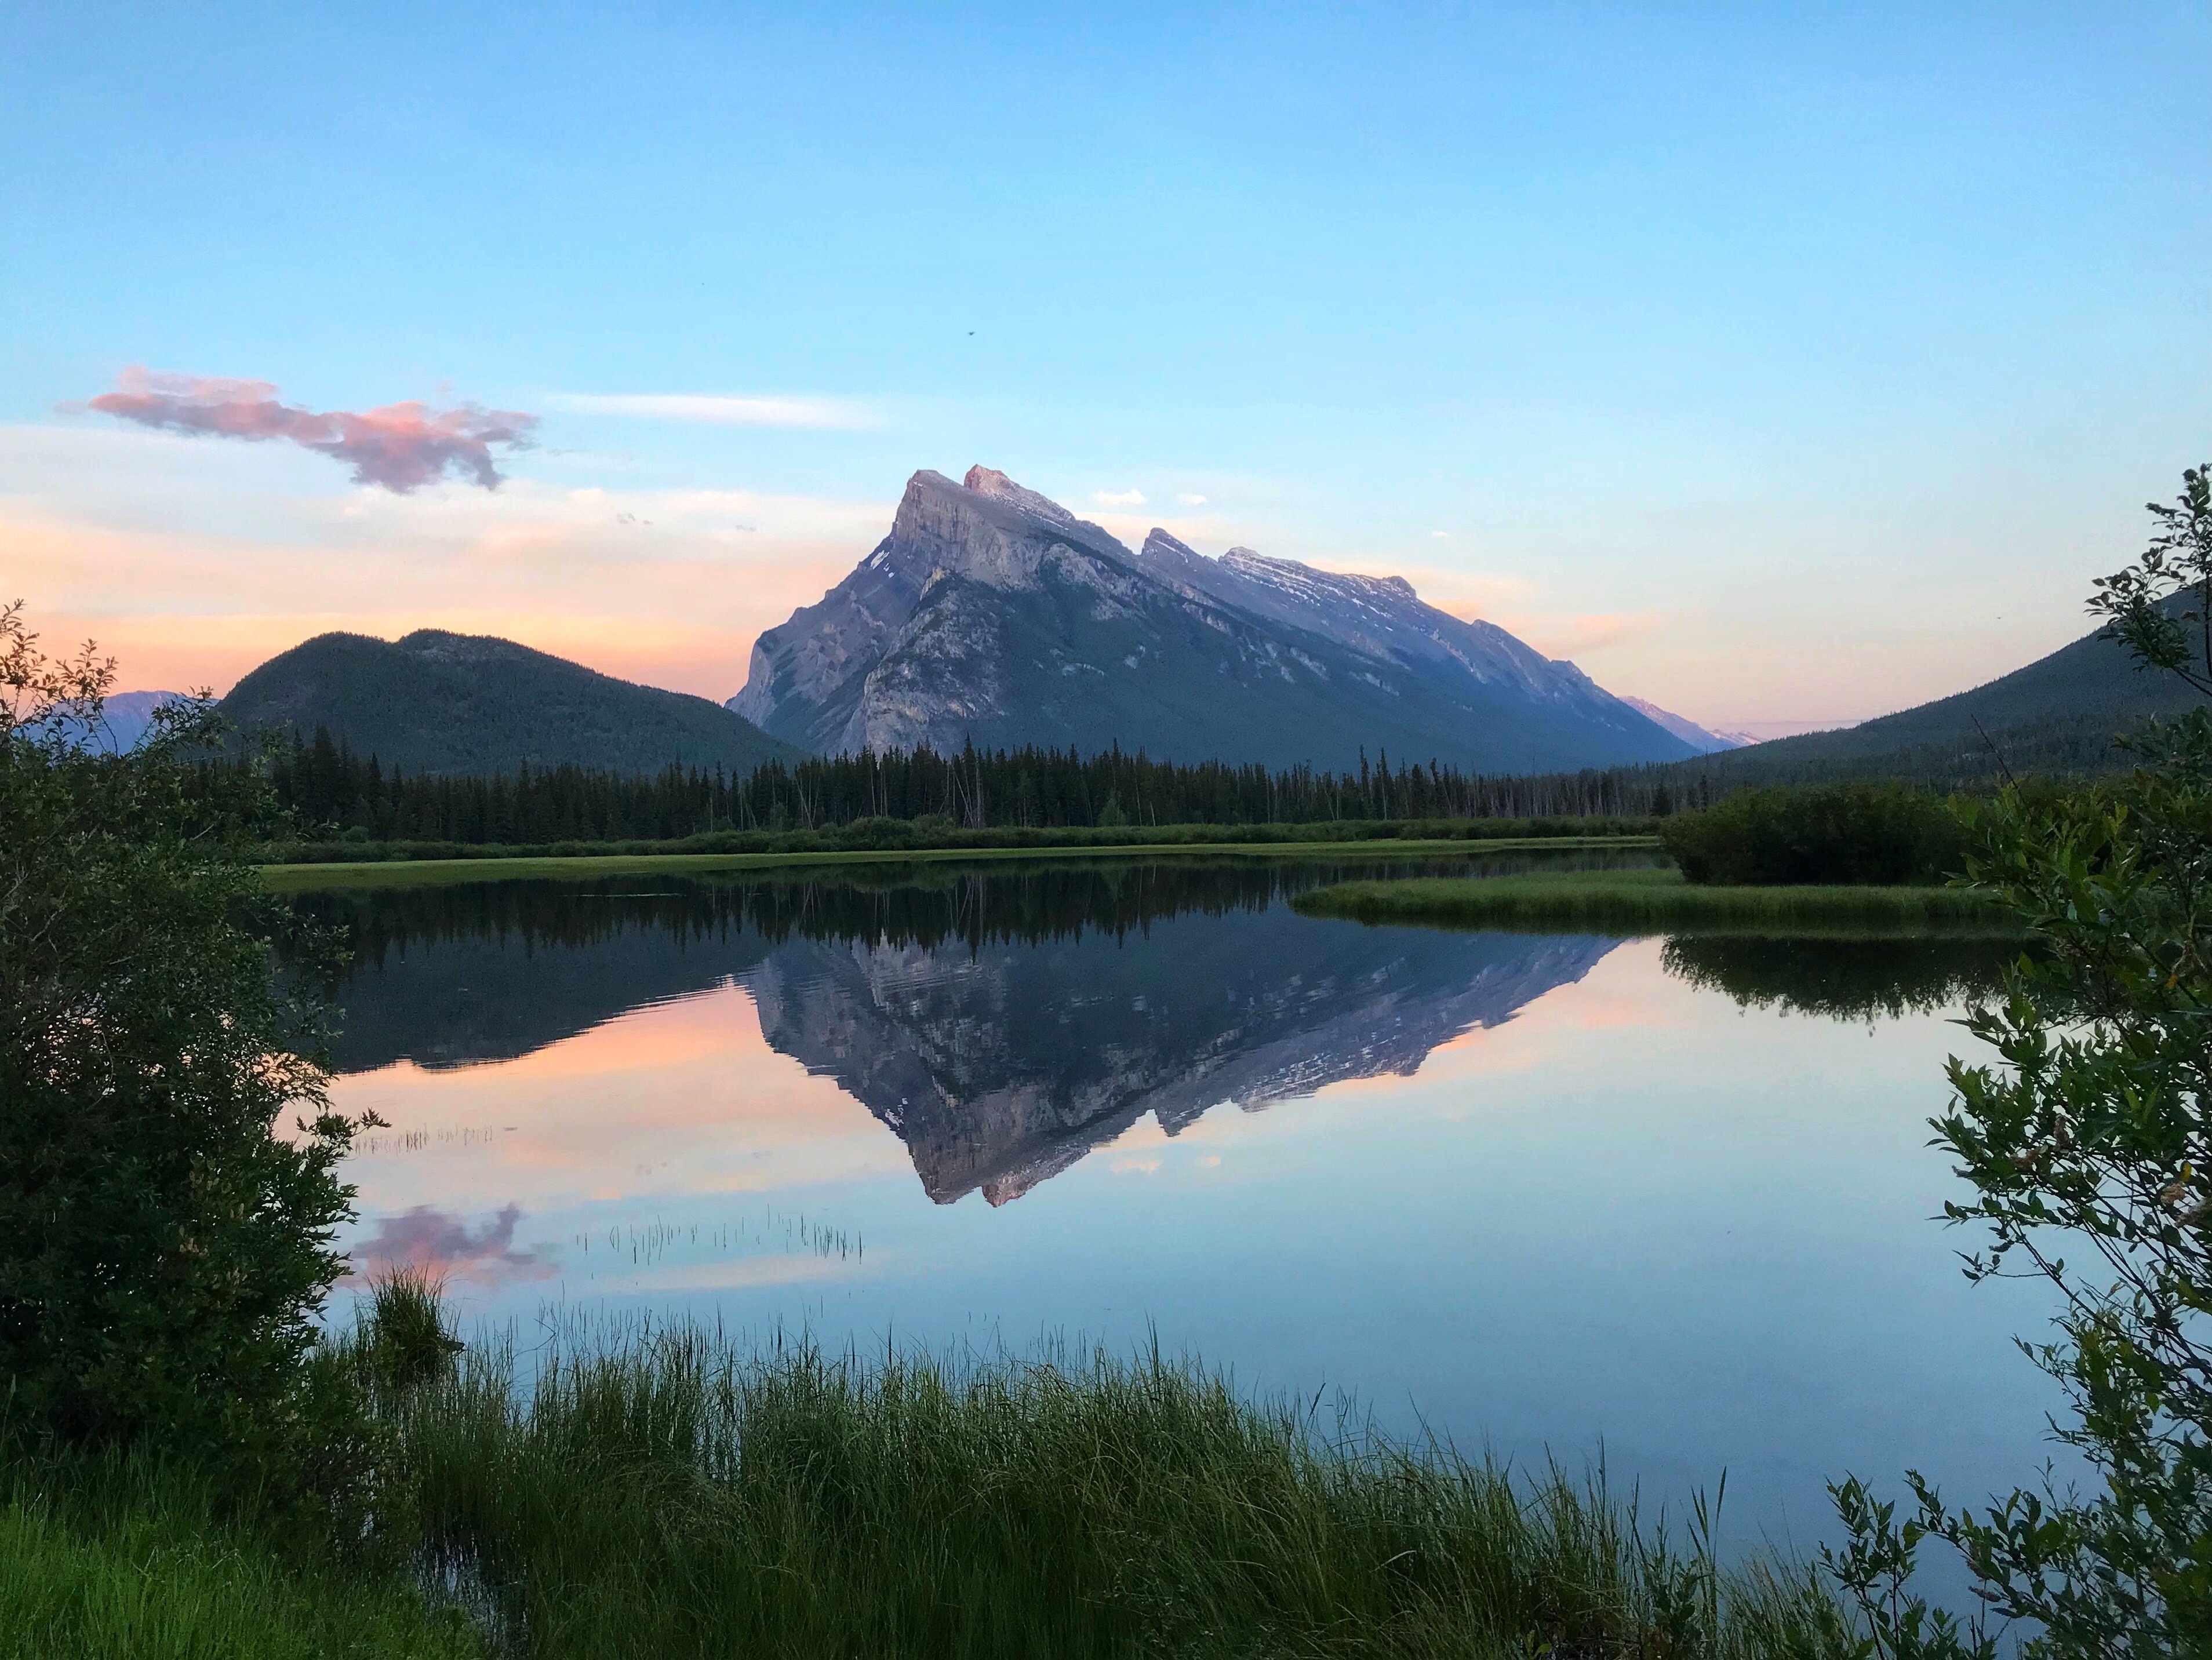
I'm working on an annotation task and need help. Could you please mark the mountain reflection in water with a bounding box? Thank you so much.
[304,857,1647,1202]
[304,859,2058,1557]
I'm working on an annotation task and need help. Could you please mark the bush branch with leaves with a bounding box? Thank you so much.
[1828,468,2212,1658]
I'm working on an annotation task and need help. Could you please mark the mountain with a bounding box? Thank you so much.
[730,465,1696,772]
[223,629,799,777]
[1620,696,1750,754]
[25,689,185,753]
[1685,609,2205,788]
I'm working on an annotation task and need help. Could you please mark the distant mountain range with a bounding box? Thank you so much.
[23,688,185,753]
[1618,696,1751,754]
[219,629,798,777]
[1686,605,2205,788]
[730,465,1696,773]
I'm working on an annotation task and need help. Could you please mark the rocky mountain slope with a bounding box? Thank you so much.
[1620,696,1750,754]
[731,465,1695,771]
[223,629,799,777]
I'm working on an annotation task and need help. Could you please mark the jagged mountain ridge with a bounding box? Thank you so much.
[732,465,1696,771]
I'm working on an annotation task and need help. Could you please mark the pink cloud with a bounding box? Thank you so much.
[82,366,536,492]
[347,1203,559,1284]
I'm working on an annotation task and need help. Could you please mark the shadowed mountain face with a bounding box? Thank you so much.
[730,466,1694,772]
[223,628,799,777]
[305,861,1631,1200]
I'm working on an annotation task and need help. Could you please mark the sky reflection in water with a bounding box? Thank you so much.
[314,857,2050,1553]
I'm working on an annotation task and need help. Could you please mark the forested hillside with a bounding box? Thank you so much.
[1682,610,2200,788]
[220,629,799,777]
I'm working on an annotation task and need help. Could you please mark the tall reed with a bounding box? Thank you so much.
[379,1310,1853,1659]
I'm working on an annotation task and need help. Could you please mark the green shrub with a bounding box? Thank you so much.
[1658,782,1966,886]
[0,606,373,1513]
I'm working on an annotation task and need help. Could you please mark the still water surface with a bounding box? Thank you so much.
[305,853,2057,1555]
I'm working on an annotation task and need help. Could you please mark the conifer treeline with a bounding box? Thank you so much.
[256,725,1717,844]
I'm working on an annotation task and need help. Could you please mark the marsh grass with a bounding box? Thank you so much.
[0,1451,479,1660]
[378,1313,1853,1659]
[1291,868,2018,937]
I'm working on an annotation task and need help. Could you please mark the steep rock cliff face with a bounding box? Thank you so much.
[731,466,1693,772]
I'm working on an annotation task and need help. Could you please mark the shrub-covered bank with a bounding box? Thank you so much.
[1292,868,2015,935]
[1658,783,1966,887]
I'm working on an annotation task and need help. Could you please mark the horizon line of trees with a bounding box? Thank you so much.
[245,726,1731,844]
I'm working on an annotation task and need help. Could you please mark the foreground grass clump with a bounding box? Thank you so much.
[0,1455,478,1660]
[1291,867,2015,935]
[383,1313,1851,1659]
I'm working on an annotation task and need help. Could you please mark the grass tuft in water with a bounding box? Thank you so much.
[382,1315,1854,1658]
[1291,867,2018,937]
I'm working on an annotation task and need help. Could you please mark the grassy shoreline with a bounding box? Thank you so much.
[7,1311,1856,1658]
[1293,867,2020,935]
[260,834,1659,890]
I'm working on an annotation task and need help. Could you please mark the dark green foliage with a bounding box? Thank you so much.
[0,607,369,1497]
[2089,463,2212,699]
[384,1317,1850,1659]
[242,722,1675,847]
[219,629,798,780]
[1658,784,1966,886]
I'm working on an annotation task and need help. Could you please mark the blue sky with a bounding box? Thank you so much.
[4,2,2206,729]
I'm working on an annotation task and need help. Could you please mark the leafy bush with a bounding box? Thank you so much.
[1658,782,1966,886]
[0,606,372,1506]
[1829,465,2212,1656]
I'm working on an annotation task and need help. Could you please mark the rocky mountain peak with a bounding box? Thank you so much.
[731,463,1697,771]
[962,464,1085,534]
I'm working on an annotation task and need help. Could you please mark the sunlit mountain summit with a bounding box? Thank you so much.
[730,465,1696,772]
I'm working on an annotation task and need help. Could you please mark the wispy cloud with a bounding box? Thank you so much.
[79,367,536,492]
[1093,487,1146,507]
[551,392,875,429]
[1177,492,1207,506]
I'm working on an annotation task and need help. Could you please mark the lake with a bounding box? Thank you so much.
[302,851,2061,1560]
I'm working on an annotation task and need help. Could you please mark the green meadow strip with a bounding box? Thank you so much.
[1291,867,2022,937]
[259,835,1660,890]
